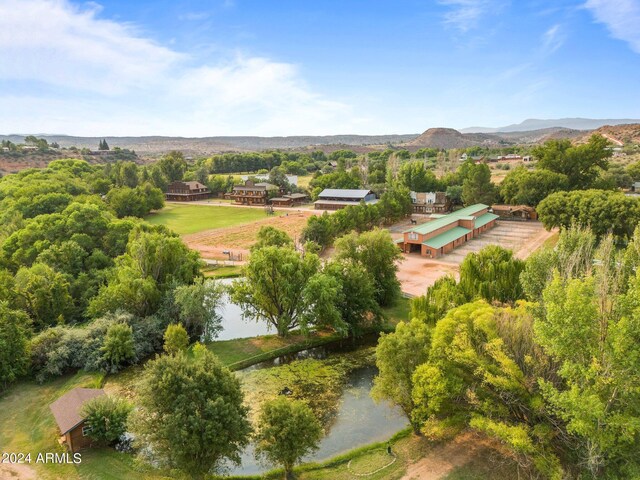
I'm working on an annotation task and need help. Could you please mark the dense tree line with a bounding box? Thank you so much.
[373,226,640,478]
[537,189,640,240]
[302,184,412,247]
[0,159,212,389]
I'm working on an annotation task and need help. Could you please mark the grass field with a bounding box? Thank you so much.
[146,204,275,235]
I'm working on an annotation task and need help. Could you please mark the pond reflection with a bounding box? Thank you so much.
[225,363,408,476]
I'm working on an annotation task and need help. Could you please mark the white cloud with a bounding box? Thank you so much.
[438,0,506,32]
[0,0,373,136]
[584,0,640,53]
[541,24,565,54]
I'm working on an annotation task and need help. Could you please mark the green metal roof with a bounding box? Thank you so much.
[474,212,499,229]
[422,226,471,249]
[404,204,489,235]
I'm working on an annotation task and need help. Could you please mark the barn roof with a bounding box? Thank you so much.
[50,388,105,434]
[404,204,489,235]
[318,189,373,199]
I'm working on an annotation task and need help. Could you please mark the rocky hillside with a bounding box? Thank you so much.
[408,127,583,149]
[578,124,640,145]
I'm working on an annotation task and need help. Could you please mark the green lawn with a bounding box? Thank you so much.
[381,296,411,328]
[206,330,341,369]
[202,264,243,279]
[146,204,275,235]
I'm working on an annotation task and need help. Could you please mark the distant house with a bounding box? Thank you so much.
[410,191,450,214]
[491,204,538,221]
[632,181,640,193]
[270,193,309,207]
[165,181,211,202]
[21,145,38,151]
[241,174,298,187]
[227,180,278,205]
[314,189,377,210]
[50,388,105,453]
[398,204,498,258]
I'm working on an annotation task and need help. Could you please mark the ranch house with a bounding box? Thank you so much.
[165,181,211,201]
[398,204,498,258]
[227,180,278,205]
[410,191,450,214]
[50,388,106,453]
[314,188,377,210]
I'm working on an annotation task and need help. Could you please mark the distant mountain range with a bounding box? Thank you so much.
[461,118,640,134]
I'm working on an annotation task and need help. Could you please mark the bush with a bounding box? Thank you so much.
[82,395,132,445]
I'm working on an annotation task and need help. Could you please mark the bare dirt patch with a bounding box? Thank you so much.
[400,432,501,480]
[396,256,459,297]
[0,463,38,480]
[183,211,313,260]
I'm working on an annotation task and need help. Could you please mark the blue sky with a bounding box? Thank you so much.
[0,0,639,136]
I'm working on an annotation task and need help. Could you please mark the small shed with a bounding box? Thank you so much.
[50,388,105,453]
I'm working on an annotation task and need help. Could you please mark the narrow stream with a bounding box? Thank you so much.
[225,347,408,476]
[213,278,409,476]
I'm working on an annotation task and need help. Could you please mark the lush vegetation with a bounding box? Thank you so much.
[231,226,401,337]
[374,226,640,479]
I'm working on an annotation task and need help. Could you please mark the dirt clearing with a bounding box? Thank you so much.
[183,211,313,260]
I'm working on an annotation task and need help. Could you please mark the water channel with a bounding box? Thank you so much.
[213,278,409,476]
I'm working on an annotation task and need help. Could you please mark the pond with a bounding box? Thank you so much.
[214,278,275,341]
[224,345,409,476]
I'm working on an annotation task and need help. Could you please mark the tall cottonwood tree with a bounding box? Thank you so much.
[231,246,342,336]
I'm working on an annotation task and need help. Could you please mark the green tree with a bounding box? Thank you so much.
[131,345,250,479]
[89,229,200,318]
[13,263,73,328]
[410,275,464,325]
[371,319,430,433]
[411,301,562,478]
[533,134,612,189]
[101,323,135,371]
[163,323,189,355]
[499,166,568,206]
[231,246,342,336]
[397,161,442,192]
[173,278,224,340]
[324,259,380,337]
[82,395,131,445]
[537,189,640,240]
[626,160,640,182]
[254,397,323,479]
[334,229,402,307]
[462,163,496,206]
[158,151,187,182]
[301,213,334,247]
[98,139,110,151]
[252,226,294,251]
[0,303,31,389]
[535,272,640,477]
[458,245,525,303]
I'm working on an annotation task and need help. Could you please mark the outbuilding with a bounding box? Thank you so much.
[314,189,377,210]
[50,388,106,453]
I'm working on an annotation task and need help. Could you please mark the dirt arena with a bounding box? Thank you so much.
[183,211,313,260]
[394,220,556,297]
